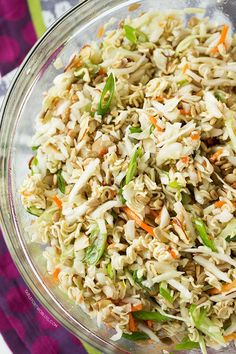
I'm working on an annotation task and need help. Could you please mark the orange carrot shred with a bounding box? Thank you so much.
[131,303,143,312]
[123,207,155,236]
[98,148,108,158]
[168,248,178,259]
[53,268,60,282]
[181,156,189,164]
[156,96,164,102]
[180,108,190,116]
[129,313,138,332]
[97,26,105,39]
[190,131,200,140]
[211,24,229,54]
[145,320,153,328]
[214,201,226,208]
[208,279,236,295]
[149,209,160,219]
[52,195,62,209]
[209,148,223,162]
[224,333,236,342]
[148,115,163,132]
[99,67,106,76]
[182,63,190,74]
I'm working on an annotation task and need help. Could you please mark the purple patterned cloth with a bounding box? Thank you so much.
[0,0,37,76]
[0,230,87,354]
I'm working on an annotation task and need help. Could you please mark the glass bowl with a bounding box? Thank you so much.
[0,0,236,353]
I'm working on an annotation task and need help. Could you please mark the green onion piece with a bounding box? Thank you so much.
[107,263,115,279]
[57,170,66,194]
[226,235,236,242]
[150,125,155,134]
[177,79,189,87]
[175,339,199,351]
[124,25,148,44]
[189,305,225,345]
[181,193,191,205]
[32,156,38,166]
[122,332,149,341]
[84,232,107,265]
[125,147,142,185]
[168,180,181,189]
[129,126,142,134]
[193,218,217,252]
[32,145,40,151]
[118,187,126,204]
[133,310,170,322]
[132,271,157,295]
[27,206,44,217]
[214,91,226,103]
[159,281,174,303]
[97,73,115,117]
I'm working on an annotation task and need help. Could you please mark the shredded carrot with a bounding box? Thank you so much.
[190,131,200,140]
[156,95,164,102]
[180,108,190,116]
[181,156,189,164]
[97,26,105,38]
[168,248,178,259]
[208,279,236,295]
[52,195,62,209]
[148,115,163,132]
[123,207,155,236]
[129,313,138,332]
[131,303,143,312]
[214,201,226,208]
[209,148,223,162]
[224,333,236,342]
[145,320,153,328]
[182,63,190,74]
[98,67,106,76]
[211,24,229,54]
[53,268,60,282]
[98,148,108,158]
[149,209,160,219]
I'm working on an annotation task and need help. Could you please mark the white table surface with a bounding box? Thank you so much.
[0,335,12,354]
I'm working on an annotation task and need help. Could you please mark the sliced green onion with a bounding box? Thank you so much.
[107,263,115,279]
[27,206,44,217]
[32,145,40,151]
[84,232,107,265]
[118,187,126,204]
[125,147,142,185]
[132,270,157,295]
[57,170,66,194]
[226,235,236,242]
[124,25,148,44]
[214,91,226,103]
[122,332,149,341]
[193,218,217,252]
[97,73,115,117]
[133,310,170,322]
[150,124,155,134]
[129,126,142,134]
[159,281,174,303]
[175,338,199,351]
[181,193,191,205]
[189,305,225,345]
[168,180,181,189]
[32,156,38,166]
[177,79,189,87]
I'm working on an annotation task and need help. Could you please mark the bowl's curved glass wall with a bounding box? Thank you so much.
[0,0,236,353]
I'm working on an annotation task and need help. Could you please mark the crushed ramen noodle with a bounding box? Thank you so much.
[20,9,236,353]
